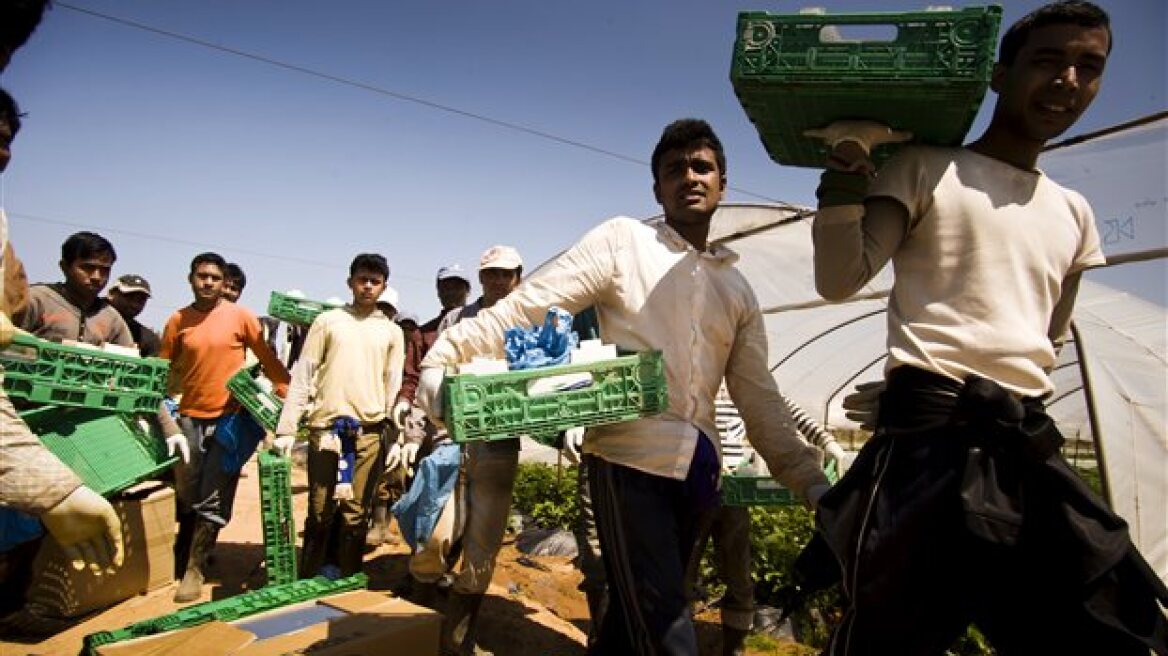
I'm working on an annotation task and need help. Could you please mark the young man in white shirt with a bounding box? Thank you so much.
[418,119,829,654]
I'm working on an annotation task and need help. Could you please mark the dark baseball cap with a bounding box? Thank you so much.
[112,274,151,297]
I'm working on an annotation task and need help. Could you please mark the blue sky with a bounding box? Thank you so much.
[1,0,1164,328]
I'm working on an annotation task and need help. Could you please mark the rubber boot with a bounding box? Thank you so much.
[336,527,366,577]
[367,506,390,547]
[409,578,443,611]
[174,522,217,603]
[441,592,492,656]
[299,522,333,579]
[722,626,749,656]
[173,512,196,579]
[583,586,608,651]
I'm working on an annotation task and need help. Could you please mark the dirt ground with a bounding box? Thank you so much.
[1,457,812,655]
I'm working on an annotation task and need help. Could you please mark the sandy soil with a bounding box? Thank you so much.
[1,456,811,655]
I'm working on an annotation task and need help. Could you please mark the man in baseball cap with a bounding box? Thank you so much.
[107,273,161,357]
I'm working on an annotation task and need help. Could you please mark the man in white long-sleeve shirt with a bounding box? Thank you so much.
[418,119,829,655]
[274,253,404,578]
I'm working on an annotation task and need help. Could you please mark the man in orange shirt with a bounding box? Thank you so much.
[161,252,290,603]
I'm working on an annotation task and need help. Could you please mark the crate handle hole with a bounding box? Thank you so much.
[819,24,898,44]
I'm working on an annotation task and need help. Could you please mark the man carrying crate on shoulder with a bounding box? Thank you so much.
[271,253,405,579]
[417,119,832,655]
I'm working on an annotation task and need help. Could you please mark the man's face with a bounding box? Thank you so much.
[653,145,725,228]
[437,277,470,310]
[60,253,114,305]
[991,23,1109,144]
[479,268,520,306]
[0,114,13,173]
[348,268,387,310]
[221,279,242,303]
[189,263,224,305]
[109,289,148,319]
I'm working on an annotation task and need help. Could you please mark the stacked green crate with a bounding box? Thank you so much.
[257,451,298,586]
[722,458,840,507]
[443,351,668,446]
[266,291,342,327]
[19,406,177,497]
[226,366,283,432]
[730,5,1002,168]
[81,573,368,654]
[1,332,168,413]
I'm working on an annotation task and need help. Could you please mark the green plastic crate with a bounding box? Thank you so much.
[443,351,667,445]
[82,573,368,654]
[731,5,1002,168]
[258,451,297,586]
[722,458,839,507]
[0,332,169,413]
[226,366,283,432]
[19,406,177,498]
[266,291,340,327]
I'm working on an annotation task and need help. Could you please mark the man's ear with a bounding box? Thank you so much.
[720,175,727,191]
[989,61,1006,93]
[652,181,662,205]
[58,259,67,276]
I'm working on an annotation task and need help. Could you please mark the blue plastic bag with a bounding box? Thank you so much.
[504,306,578,370]
[391,442,461,550]
[0,507,43,553]
[213,411,266,474]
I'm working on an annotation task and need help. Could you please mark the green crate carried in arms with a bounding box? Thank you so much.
[82,573,368,654]
[266,290,341,327]
[226,366,283,432]
[19,406,177,498]
[730,5,1002,168]
[258,451,298,586]
[0,332,169,413]
[722,458,839,507]
[444,351,668,446]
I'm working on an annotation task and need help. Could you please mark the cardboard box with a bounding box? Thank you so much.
[95,590,441,656]
[28,482,175,618]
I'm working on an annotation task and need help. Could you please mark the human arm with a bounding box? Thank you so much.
[155,401,189,463]
[274,320,325,437]
[396,328,425,406]
[384,324,406,420]
[1,240,29,326]
[724,306,830,504]
[244,312,291,397]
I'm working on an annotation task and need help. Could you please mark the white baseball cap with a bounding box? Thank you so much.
[479,245,523,271]
[436,264,469,283]
[378,286,399,308]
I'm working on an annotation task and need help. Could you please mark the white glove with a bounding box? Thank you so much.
[804,120,913,175]
[417,367,446,428]
[392,400,412,431]
[384,440,403,471]
[561,427,584,465]
[40,486,124,574]
[401,442,420,476]
[843,380,884,432]
[272,435,297,457]
[165,433,191,464]
[823,439,855,478]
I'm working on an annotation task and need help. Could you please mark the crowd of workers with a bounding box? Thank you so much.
[1,1,1166,655]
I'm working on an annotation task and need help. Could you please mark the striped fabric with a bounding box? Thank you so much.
[715,386,746,471]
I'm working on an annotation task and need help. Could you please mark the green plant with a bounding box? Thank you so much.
[512,463,578,530]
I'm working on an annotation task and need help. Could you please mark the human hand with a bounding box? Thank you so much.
[272,434,297,457]
[385,440,403,471]
[561,427,584,465]
[40,486,124,574]
[417,367,446,428]
[165,433,191,464]
[401,442,420,476]
[392,400,412,430]
[843,380,884,432]
[805,120,912,176]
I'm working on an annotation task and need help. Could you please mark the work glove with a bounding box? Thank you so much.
[561,427,584,465]
[165,433,191,464]
[417,366,446,428]
[272,434,297,457]
[40,486,124,574]
[822,438,855,477]
[384,439,403,471]
[804,119,913,176]
[843,380,884,432]
[392,400,412,431]
[400,442,420,476]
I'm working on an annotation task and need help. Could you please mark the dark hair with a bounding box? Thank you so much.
[189,252,226,275]
[0,88,22,136]
[349,253,390,279]
[650,118,726,184]
[999,1,1111,66]
[60,231,115,265]
[1,0,51,58]
[224,262,246,289]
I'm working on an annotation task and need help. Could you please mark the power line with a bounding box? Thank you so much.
[54,2,784,204]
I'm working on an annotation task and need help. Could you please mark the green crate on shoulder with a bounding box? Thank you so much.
[731,5,1002,168]
[266,291,342,327]
[0,332,169,413]
[19,406,177,498]
[722,458,839,507]
[227,366,283,432]
[443,351,668,445]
